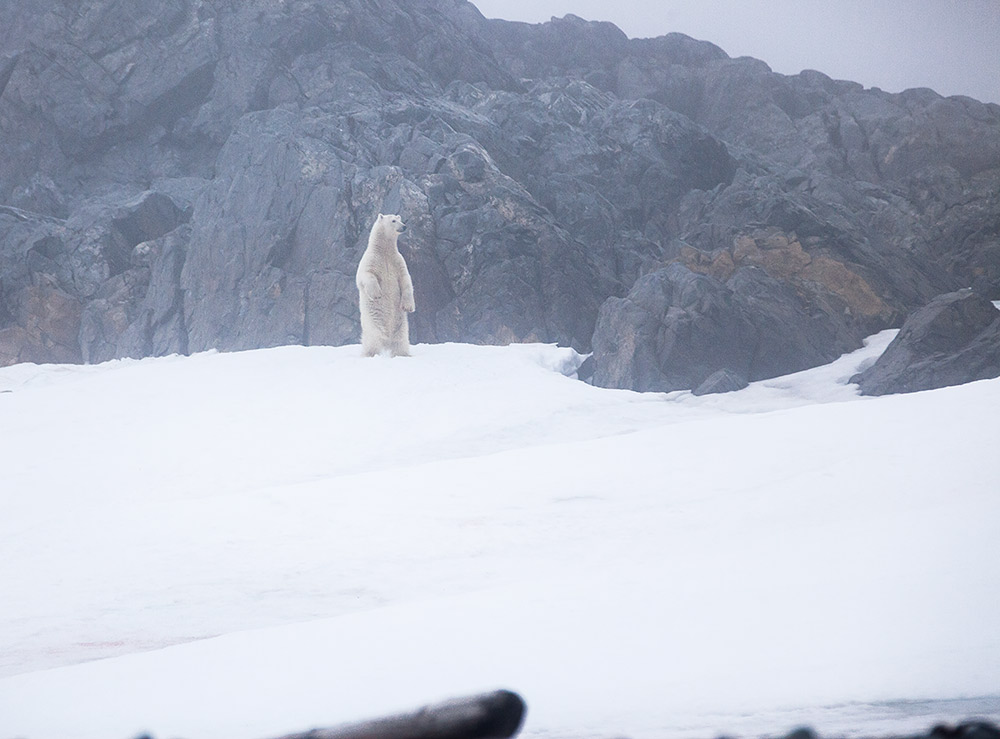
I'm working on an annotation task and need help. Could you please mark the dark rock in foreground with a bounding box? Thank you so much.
[852,289,1000,395]
[770,721,1000,739]
[134,710,1000,739]
[275,689,526,739]
[923,721,1000,739]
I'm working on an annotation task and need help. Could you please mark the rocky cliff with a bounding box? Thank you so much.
[2,1,998,391]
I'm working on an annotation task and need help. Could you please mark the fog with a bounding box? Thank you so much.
[472,0,1000,105]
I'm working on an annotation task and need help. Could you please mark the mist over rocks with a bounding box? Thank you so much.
[1,0,998,392]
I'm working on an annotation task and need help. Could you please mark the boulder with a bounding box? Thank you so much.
[852,290,1000,395]
[693,368,748,396]
[592,263,860,393]
[591,265,751,393]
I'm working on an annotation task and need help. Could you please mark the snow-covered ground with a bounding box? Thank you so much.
[1,333,998,739]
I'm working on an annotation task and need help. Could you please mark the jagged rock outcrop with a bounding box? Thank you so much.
[852,290,1000,395]
[1,0,998,390]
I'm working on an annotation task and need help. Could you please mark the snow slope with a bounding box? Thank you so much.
[1,334,998,739]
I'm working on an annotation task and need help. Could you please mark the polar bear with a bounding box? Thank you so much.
[356,213,415,357]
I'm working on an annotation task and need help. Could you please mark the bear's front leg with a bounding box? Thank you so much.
[359,271,382,298]
[400,272,415,313]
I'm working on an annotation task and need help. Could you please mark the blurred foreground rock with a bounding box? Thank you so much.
[132,710,1000,739]
[772,722,1000,739]
[276,689,525,739]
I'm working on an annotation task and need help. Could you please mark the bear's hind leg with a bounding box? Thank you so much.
[360,328,383,357]
[389,315,411,357]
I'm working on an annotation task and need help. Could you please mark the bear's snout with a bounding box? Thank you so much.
[399,224,407,232]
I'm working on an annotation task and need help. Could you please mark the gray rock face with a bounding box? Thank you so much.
[176,102,611,353]
[1,0,999,390]
[852,290,1000,395]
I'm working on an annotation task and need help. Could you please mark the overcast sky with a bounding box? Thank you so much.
[472,0,1000,105]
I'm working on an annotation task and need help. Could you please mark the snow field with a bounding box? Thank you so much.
[1,335,998,738]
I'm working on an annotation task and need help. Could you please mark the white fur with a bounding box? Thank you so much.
[356,213,415,357]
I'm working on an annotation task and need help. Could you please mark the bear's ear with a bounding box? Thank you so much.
[377,213,384,220]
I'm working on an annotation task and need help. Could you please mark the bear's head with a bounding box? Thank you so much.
[377,213,407,235]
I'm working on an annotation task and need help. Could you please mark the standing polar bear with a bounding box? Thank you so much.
[356,213,415,357]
